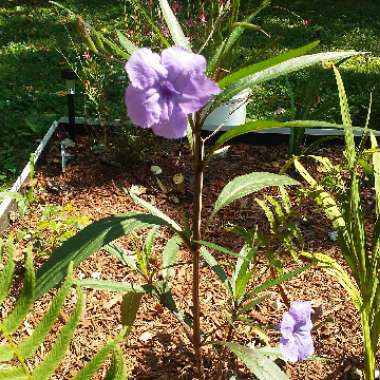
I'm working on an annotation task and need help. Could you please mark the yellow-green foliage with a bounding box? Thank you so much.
[0,240,128,380]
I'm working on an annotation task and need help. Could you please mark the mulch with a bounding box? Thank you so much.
[2,128,379,379]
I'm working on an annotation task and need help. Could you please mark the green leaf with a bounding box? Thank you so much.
[36,212,170,298]
[244,265,310,302]
[370,132,380,217]
[128,192,182,232]
[32,287,84,380]
[104,347,128,380]
[3,247,35,333]
[116,30,137,55]
[121,292,143,327]
[0,367,28,379]
[161,235,182,281]
[225,343,289,380]
[214,49,360,108]
[196,240,239,258]
[232,22,270,37]
[211,120,346,152]
[219,41,319,88]
[212,172,299,216]
[77,278,152,294]
[143,226,160,261]
[332,65,355,169]
[158,0,190,50]
[0,240,16,305]
[207,0,271,75]
[302,252,362,311]
[104,243,137,270]
[232,244,257,302]
[71,331,128,380]
[17,264,74,360]
[201,247,233,296]
[238,294,272,315]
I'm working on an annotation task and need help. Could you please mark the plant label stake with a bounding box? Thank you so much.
[61,69,77,141]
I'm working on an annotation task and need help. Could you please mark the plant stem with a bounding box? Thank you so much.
[362,312,375,380]
[191,127,205,378]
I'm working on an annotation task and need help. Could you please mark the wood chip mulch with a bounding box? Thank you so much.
[2,130,379,379]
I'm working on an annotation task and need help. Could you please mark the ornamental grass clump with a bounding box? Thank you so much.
[39,0,364,378]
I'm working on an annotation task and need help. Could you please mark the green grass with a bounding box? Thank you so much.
[0,0,379,190]
[0,0,140,190]
[239,0,380,126]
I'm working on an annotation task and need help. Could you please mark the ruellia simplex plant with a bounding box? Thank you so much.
[289,65,380,380]
[35,0,366,378]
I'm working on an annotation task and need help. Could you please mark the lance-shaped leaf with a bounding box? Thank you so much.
[219,40,319,88]
[201,247,233,296]
[210,120,349,153]
[302,252,362,311]
[224,343,289,380]
[104,347,128,380]
[0,367,28,379]
[232,244,257,302]
[243,265,310,302]
[0,239,15,305]
[207,0,271,75]
[159,0,190,50]
[161,235,182,281]
[129,192,182,232]
[116,30,137,55]
[71,341,117,380]
[77,279,152,294]
[32,287,84,380]
[212,172,299,217]
[121,292,144,327]
[213,50,361,109]
[333,65,356,169]
[104,243,137,270]
[3,247,35,333]
[36,212,171,298]
[370,132,380,217]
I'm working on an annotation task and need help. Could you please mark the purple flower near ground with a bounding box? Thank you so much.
[279,301,314,362]
[124,47,220,139]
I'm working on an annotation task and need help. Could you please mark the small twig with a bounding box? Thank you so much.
[198,8,226,54]
[203,96,251,144]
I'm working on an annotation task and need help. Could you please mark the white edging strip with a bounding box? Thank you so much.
[0,120,59,231]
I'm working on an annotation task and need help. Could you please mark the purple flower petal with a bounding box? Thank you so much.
[161,46,207,80]
[176,71,221,114]
[279,312,296,340]
[124,47,220,139]
[294,333,314,360]
[152,105,187,139]
[125,85,161,128]
[289,301,312,325]
[279,338,299,363]
[278,301,314,362]
[125,48,167,90]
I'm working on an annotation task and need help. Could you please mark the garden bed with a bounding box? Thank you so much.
[2,127,379,379]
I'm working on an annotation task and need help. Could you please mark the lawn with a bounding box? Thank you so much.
[0,0,379,186]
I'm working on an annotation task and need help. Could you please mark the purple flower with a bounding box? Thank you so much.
[124,47,220,139]
[279,301,314,362]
